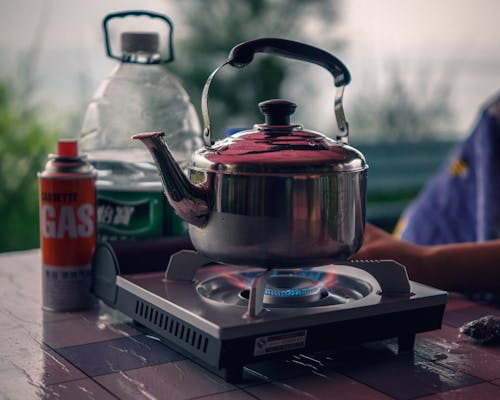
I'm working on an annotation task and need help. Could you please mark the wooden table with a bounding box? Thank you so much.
[1,249,499,399]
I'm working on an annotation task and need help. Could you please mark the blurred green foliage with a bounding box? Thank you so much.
[350,67,455,142]
[0,0,458,253]
[0,82,58,251]
[170,0,342,137]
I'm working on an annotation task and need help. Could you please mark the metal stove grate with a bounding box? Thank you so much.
[134,299,209,353]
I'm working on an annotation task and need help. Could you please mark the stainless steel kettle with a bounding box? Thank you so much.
[133,38,368,268]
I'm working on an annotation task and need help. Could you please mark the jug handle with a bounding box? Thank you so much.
[202,38,350,145]
[103,10,175,64]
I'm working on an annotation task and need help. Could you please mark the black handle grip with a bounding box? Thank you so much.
[202,38,351,145]
[228,38,350,87]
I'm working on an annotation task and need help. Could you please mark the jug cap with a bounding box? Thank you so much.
[121,32,159,54]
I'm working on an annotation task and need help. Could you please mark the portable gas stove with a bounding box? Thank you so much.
[92,241,447,382]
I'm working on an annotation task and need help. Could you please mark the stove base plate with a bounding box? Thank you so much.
[113,284,444,382]
[91,243,447,383]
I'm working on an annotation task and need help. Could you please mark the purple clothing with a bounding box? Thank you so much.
[400,95,500,245]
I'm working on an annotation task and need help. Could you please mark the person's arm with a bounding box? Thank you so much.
[354,224,500,292]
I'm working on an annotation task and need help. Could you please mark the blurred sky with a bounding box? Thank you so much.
[0,0,499,136]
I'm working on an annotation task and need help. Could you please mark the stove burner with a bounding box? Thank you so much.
[264,275,323,297]
[242,275,326,305]
[197,267,372,308]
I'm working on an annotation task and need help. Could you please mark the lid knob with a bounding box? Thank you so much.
[259,99,297,125]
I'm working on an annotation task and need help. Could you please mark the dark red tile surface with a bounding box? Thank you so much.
[444,295,477,312]
[417,382,500,400]
[196,390,257,399]
[0,327,85,386]
[57,334,185,377]
[245,354,327,381]
[95,360,236,400]
[443,303,500,328]
[416,325,500,381]
[42,312,140,348]
[333,349,482,400]
[44,378,118,399]
[245,371,393,400]
[0,368,49,399]
[1,250,499,400]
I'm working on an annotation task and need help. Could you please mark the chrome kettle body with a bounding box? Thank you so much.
[134,38,368,268]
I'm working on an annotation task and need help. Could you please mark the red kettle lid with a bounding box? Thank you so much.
[191,99,367,174]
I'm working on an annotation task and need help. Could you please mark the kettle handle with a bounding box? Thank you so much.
[202,38,350,145]
[229,38,350,87]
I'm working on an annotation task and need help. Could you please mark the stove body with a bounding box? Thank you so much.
[92,245,447,382]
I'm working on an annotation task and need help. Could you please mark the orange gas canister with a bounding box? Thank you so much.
[38,139,96,311]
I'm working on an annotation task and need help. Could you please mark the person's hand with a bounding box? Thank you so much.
[355,223,500,291]
[354,223,428,282]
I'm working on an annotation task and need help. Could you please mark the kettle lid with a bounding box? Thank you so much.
[191,99,367,174]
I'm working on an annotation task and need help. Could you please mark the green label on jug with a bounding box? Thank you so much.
[96,190,187,240]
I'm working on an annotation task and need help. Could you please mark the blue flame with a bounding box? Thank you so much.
[264,286,321,297]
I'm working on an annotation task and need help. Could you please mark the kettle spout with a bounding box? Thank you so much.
[132,132,209,228]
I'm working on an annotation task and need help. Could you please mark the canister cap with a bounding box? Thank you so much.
[57,140,78,157]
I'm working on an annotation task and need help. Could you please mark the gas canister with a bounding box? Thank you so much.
[38,139,96,311]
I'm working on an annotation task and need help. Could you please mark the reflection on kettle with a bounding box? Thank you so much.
[133,38,368,268]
